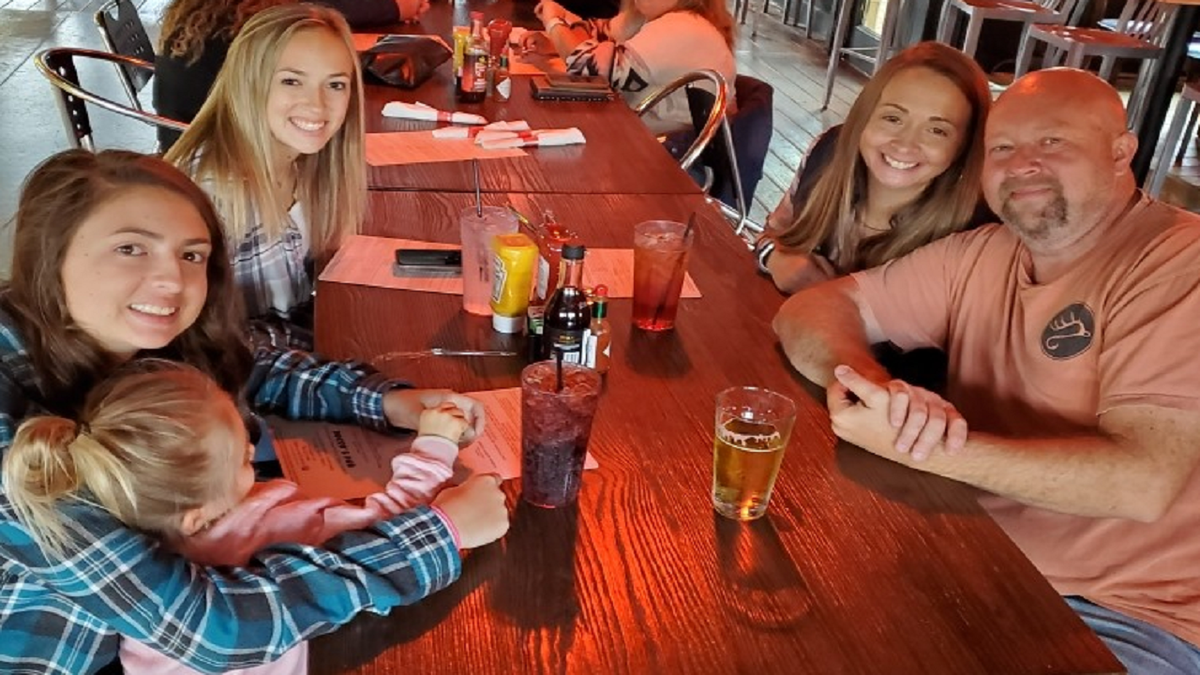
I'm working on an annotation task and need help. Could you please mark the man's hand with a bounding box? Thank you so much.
[827,365,968,461]
[384,389,486,443]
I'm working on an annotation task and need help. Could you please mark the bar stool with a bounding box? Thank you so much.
[1146,80,1200,197]
[936,0,1082,60]
[822,0,907,110]
[1014,0,1177,130]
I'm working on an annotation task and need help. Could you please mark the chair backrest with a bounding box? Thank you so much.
[1112,0,1177,45]
[682,76,774,236]
[35,48,188,151]
[719,76,774,208]
[635,69,729,172]
[38,49,94,150]
[1036,0,1084,20]
[94,0,155,107]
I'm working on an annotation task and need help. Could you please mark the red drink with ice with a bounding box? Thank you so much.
[632,220,693,331]
[520,361,601,508]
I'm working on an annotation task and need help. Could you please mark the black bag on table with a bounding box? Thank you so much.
[360,35,452,89]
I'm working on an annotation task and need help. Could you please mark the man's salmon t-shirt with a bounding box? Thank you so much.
[850,193,1200,647]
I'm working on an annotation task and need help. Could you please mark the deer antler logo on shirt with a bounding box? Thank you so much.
[1040,302,1095,360]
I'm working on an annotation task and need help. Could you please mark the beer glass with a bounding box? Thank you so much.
[712,387,796,521]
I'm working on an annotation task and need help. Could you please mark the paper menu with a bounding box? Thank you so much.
[580,249,701,299]
[508,53,567,76]
[269,387,597,500]
[319,234,702,298]
[459,386,599,479]
[366,131,526,167]
[272,420,404,500]
[318,235,462,294]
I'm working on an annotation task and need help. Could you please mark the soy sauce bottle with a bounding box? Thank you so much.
[457,12,489,103]
[542,244,590,363]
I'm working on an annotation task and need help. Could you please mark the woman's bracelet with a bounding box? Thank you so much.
[754,237,776,275]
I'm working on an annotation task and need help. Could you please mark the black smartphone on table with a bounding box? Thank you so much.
[393,248,463,278]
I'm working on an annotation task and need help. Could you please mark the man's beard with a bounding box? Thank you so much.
[999,178,1069,242]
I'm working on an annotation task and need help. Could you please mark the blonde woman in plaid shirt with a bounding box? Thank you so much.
[167,4,364,350]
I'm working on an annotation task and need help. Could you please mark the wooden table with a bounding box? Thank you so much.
[359,0,701,194]
[309,191,1123,675]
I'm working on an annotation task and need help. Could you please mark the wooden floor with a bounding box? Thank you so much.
[0,0,869,279]
[4,0,1195,279]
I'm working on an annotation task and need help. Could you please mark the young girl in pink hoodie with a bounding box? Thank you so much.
[4,360,485,675]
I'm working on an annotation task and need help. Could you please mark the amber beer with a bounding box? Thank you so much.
[712,387,796,521]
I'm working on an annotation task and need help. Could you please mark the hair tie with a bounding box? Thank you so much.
[75,421,90,438]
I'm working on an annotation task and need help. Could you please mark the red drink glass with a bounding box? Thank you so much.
[632,220,693,331]
[520,361,601,508]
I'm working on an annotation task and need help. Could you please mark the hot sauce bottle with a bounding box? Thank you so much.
[583,285,611,373]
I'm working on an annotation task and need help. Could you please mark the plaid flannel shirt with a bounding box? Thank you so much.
[0,308,460,675]
[229,202,312,326]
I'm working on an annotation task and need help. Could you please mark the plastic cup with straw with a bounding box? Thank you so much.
[473,158,483,217]
[632,214,695,331]
[459,159,518,314]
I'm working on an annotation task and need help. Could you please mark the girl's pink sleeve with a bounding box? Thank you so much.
[366,436,458,513]
[321,436,458,539]
[180,438,459,560]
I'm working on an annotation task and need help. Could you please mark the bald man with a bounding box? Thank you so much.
[772,68,1200,672]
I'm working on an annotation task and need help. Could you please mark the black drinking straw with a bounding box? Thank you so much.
[472,159,483,217]
[554,349,565,392]
[651,212,697,327]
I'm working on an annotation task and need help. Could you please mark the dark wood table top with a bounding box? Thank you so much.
[359,1,701,195]
[309,190,1123,675]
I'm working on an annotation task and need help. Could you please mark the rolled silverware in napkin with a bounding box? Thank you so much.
[432,120,531,139]
[477,127,586,149]
[382,101,487,125]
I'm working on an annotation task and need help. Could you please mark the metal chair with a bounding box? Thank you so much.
[93,0,155,110]
[1015,0,1177,129]
[636,70,755,236]
[1146,79,1200,197]
[35,48,188,151]
[635,70,730,174]
[687,76,775,238]
[936,0,1084,59]
[822,0,908,110]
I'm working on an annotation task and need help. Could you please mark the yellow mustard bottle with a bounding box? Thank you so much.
[490,233,538,333]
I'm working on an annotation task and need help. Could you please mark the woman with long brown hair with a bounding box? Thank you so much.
[755,42,993,294]
[0,149,507,674]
